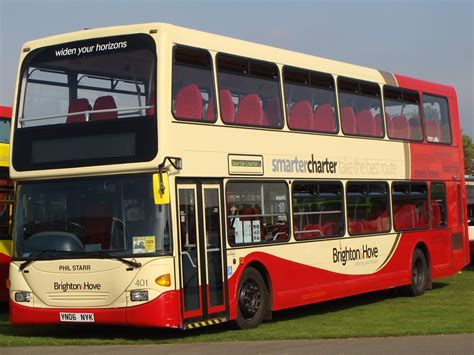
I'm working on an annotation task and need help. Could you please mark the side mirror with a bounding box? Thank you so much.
[152,173,170,205]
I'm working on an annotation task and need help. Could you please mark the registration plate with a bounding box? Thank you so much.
[59,312,95,322]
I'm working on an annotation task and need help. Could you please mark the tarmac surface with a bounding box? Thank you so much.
[2,334,473,354]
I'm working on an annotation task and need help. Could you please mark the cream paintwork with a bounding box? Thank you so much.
[227,233,400,276]
[9,256,175,308]
[9,23,406,310]
[169,122,409,180]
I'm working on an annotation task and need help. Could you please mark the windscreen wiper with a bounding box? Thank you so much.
[87,251,142,268]
[19,250,142,271]
[19,250,73,271]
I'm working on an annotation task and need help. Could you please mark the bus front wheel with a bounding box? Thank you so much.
[404,248,428,297]
[235,267,268,329]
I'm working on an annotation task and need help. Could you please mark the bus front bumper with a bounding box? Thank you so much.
[9,290,181,328]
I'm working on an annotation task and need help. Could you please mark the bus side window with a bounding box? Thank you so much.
[283,66,338,134]
[217,54,283,129]
[338,78,383,138]
[384,86,422,141]
[422,94,451,144]
[392,182,428,231]
[172,46,216,122]
[292,181,344,240]
[346,182,390,236]
[226,182,289,245]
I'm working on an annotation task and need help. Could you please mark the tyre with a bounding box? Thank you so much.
[235,267,268,329]
[404,248,428,297]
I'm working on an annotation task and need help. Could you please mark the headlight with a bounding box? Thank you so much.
[15,291,31,303]
[130,290,148,302]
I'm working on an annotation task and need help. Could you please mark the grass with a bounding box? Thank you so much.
[0,264,473,346]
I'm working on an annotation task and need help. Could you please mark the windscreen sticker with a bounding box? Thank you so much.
[133,236,156,254]
[243,221,252,243]
[234,218,243,244]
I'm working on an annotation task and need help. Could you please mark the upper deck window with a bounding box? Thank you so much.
[338,78,383,138]
[384,87,422,141]
[13,34,157,171]
[216,54,283,128]
[172,46,216,122]
[284,67,338,134]
[422,94,451,144]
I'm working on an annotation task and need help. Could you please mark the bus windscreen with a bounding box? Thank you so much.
[13,34,157,171]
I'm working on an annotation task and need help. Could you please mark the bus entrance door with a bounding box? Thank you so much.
[177,182,227,328]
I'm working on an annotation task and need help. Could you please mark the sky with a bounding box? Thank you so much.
[0,0,472,137]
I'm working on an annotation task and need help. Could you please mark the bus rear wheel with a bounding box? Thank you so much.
[404,248,428,297]
[235,267,268,329]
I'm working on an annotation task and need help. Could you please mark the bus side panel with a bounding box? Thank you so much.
[399,71,470,272]
[226,232,442,319]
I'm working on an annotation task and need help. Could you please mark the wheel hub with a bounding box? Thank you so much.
[239,280,261,320]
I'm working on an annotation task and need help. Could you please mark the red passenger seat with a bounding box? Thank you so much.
[374,114,384,137]
[147,94,156,116]
[390,115,410,140]
[303,224,322,238]
[84,201,113,249]
[431,202,441,227]
[313,104,336,133]
[67,98,90,123]
[219,90,235,123]
[263,98,282,128]
[348,220,364,234]
[288,100,313,130]
[418,203,428,229]
[356,109,375,136]
[393,204,417,230]
[425,119,441,142]
[90,96,118,121]
[175,84,203,120]
[341,107,357,135]
[409,117,422,140]
[322,222,337,236]
[235,94,263,125]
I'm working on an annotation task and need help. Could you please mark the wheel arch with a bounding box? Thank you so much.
[245,261,273,319]
[413,241,432,289]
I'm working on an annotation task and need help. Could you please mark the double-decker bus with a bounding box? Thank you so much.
[0,106,13,302]
[8,23,469,329]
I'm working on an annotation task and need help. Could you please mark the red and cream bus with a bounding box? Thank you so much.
[0,106,13,302]
[8,23,469,329]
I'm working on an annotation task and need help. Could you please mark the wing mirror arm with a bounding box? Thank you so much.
[158,156,182,194]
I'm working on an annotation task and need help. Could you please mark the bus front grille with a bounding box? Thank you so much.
[46,292,110,303]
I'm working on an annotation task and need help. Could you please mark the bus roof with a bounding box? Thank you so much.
[18,22,456,97]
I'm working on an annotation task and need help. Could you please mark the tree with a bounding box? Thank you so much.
[463,133,474,175]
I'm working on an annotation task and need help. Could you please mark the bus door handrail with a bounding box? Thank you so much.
[293,210,341,216]
[227,212,285,219]
[181,251,197,268]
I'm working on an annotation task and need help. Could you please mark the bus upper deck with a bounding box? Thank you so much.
[10,23,461,181]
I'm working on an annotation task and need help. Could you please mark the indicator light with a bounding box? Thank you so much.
[155,274,171,287]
